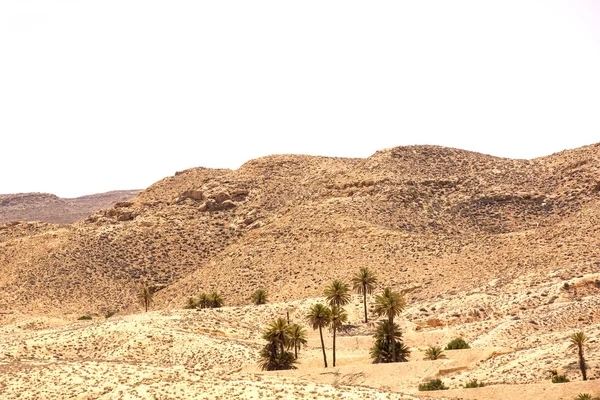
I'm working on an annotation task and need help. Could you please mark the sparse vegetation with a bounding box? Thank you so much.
[251,289,268,305]
[306,303,331,368]
[352,268,377,324]
[445,337,470,350]
[569,331,589,381]
[373,287,406,362]
[104,311,116,318]
[418,379,448,391]
[137,286,154,312]
[423,346,446,360]
[78,315,92,320]
[464,379,484,388]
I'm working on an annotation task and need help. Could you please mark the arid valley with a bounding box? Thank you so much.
[2,144,600,399]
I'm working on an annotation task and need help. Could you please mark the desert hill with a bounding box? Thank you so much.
[2,144,600,399]
[1,144,600,317]
[0,190,140,224]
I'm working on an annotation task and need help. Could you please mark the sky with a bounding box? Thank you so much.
[1,1,599,197]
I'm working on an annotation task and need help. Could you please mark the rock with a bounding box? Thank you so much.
[180,190,204,201]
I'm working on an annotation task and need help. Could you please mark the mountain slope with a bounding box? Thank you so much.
[1,144,600,317]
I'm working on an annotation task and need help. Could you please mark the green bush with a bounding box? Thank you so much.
[445,337,470,350]
[78,315,92,320]
[464,379,484,388]
[575,394,599,400]
[418,379,448,391]
[552,374,569,383]
[105,311,116,318]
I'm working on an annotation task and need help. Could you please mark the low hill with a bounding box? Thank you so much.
[0,190,140,224]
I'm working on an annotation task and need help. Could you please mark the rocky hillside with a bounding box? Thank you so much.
[0,190,140,224]
[1,144,599,317]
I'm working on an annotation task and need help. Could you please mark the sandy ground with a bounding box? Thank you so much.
[1,273,600,399]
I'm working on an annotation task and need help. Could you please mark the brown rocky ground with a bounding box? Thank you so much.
[0,190,140,224]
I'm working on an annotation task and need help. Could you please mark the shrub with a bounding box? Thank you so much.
[464,379,484,388]
[423,346,446,360]
[419,379,448,391]
[576,394,596,400]
[445,337,470,350]
[78,315,92,320]
[251,289,268,305]
[105,311,117,318]
[185,297,199,309]
[552,375,569,383]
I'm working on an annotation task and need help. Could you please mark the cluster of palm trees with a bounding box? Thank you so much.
[303,268,410,368]
[185,291,224,309]
[258,317,308,370]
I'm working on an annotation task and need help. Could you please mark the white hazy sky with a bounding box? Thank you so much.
[1,1,599,197]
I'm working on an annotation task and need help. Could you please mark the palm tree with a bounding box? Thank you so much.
[329,305,348,367]
[251,289,268,305]
[424,346,446,360]
[370,320,410,363]
[306,303,331,368]
[263,317,291,355]
[289,323,308,359]
[137,286,153,312]
[352,267,377,323]
[185,297,198,309]
[258,346,297,371]
[258,318,296,371]
[208,291,224,308]
[373,287,406,362]
[569,332,589,381]
[198,293,210,309]
[324,280,351,308]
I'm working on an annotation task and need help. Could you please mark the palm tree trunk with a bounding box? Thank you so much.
[333,326,337,367]
[390,316,396,363]
[319,325,328,368]
[579,345,587,380]
[294,342,298,359]
[363,286,368,323]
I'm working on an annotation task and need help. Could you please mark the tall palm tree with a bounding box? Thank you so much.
[329,305,348,367]
[373,287,405,362]
[352,267,377,323]
[324,280,351,307]
[137,286,153,312]
[569,332,589,381]
[289,323,308,359]
[306,303,331,368]
[251,289,268,305]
